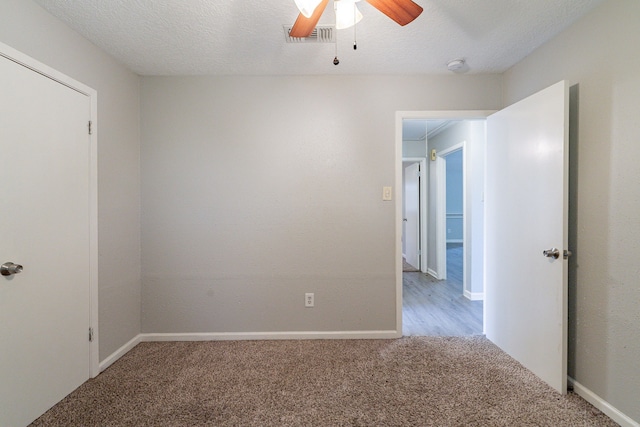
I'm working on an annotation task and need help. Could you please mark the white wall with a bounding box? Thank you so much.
[141,75,501,334]
[503,0,640,421]
[0,0,141,361]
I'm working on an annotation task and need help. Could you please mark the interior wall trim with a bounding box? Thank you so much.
[463,290,484,301]
[99,334,143,372]
[568,377,639,427]
[141,331,400,342]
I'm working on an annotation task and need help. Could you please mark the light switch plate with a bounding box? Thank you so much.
[383,186,392,201]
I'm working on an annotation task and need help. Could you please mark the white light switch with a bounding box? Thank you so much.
[382,186,392,201]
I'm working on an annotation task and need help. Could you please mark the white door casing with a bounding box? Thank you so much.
[435,143,466,282]
[434,155,447,280]
[435,144,467,289]
[395,111,493,336]
[485,81,569,394]
[0,43,98,426]
[404,162,420,270]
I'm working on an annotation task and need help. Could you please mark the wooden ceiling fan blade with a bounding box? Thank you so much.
[289,0,330,38]
[365,0,423,26]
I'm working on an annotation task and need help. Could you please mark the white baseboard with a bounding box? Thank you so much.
[99,334,142,372]
[141,330,400,342]
[427,268,439,279]
[464,290,484,301]
[569,377,639,427]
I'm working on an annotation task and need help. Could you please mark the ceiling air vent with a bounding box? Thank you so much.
[284,25,335,43]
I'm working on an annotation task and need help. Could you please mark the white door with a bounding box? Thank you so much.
[404,163,420,270]
[485,81,569,393]
[0,55,92,425]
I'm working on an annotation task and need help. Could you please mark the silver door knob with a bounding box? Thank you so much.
[1,262,23,276]
[542,248,560,259]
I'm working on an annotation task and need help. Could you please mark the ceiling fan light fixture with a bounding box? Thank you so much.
[335,0,363,30]
[294,0,324,18]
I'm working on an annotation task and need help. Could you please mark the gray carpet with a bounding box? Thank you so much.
[31,337,617,426]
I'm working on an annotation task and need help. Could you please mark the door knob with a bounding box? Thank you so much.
[1,262,23,276]
[542,248,560,259]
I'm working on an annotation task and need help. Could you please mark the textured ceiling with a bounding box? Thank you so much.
[33,0,604,76]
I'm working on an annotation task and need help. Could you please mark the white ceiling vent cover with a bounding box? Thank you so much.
[284,25,335,43]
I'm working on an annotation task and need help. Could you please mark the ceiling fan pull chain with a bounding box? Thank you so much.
[333,23,340,65]
[353,2,357,50]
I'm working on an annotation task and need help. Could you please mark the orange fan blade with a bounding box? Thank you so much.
[289,0,330,38]
[365,0,423,26]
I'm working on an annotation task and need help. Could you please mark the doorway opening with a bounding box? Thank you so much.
[402,157,427,273]
[397,112,490,337]
[397,83,571,393]
[438,145,464,284]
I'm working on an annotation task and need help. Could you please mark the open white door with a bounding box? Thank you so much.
[485,81,569,394]
[404,163,420,270]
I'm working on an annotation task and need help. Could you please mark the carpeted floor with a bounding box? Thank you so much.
[31,337,617,426]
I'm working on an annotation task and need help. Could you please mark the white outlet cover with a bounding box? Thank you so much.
[305,293,314,307]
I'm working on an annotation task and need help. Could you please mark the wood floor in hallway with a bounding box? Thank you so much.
[402,243,483,336]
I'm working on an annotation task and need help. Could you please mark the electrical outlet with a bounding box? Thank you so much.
[305,293,314,308]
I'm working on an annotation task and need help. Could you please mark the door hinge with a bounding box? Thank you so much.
[88,120,93,135]
[89,327,94,342]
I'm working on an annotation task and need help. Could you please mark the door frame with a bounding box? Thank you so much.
[395,110,494,335]
[435,142,466,287]
[0,41,99,377]
[402,157,427,272]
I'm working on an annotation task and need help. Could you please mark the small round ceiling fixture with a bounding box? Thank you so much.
[447,58,466,72]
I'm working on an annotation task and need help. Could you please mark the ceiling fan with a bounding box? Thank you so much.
[289,0,424,38]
